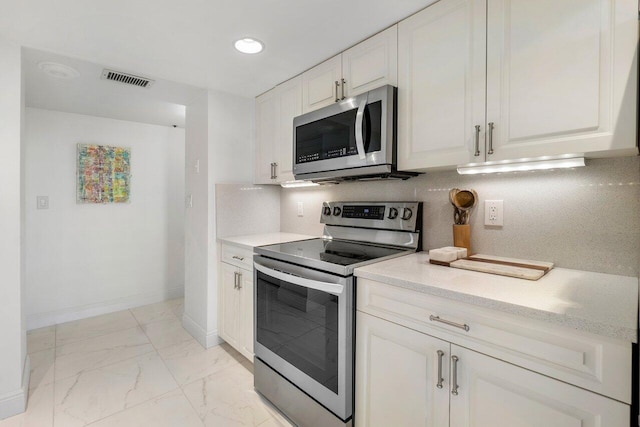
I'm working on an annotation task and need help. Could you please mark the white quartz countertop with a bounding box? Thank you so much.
[217,232,316,250]
[354,253,639,343]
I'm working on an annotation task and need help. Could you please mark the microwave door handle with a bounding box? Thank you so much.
[254,263,344,296]
[355,95,368,160]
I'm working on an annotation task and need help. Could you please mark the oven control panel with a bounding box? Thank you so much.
[320,201,421,232]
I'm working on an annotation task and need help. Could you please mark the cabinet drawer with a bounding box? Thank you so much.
[221,244,253,270]
[356,278,632,403]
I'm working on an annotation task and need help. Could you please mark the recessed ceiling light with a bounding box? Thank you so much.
[37,62,80,79]
[234,38,264,54]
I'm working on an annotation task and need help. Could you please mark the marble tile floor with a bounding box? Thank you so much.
[2,298,294,427]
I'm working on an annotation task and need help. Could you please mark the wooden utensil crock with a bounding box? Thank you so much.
[453,224,471,255]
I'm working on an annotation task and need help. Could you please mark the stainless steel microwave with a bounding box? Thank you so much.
[293,85,416,183]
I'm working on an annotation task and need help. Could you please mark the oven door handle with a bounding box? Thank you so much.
[354,94,368,160]
[254,263,345,296]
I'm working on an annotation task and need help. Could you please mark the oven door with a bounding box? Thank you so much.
[253,255,353,421]
[293,85,395,178]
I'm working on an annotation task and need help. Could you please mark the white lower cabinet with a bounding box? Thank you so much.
[218,244,254,362]
[356,312,450,427]
[355,281,631,426]
[448,345,628,427]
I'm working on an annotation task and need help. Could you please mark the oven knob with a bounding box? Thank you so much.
[323,206,331,216]
[388,207,398,219]
[333,206,342,216]
[401,208,413,220]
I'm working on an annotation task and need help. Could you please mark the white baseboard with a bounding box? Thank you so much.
[0,355,30,420]
[27,286,184,330]
[182,313,223,349]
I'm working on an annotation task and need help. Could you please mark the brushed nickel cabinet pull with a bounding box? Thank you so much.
[487,122,495,155]
[341,78,346,100]
[335,81,340,102]
[232,255,245,261]
[474,125,481,157]
[451,355,459,396]
[237,272,242,289]
[273,162,278,179]
[429,315,470,332]
[233,271,239,289]
[436,350,445,389]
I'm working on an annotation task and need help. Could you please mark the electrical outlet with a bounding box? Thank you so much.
[297,201,304,217]
[484,200,504,226]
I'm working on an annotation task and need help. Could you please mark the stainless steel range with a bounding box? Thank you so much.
[253,201,422,427]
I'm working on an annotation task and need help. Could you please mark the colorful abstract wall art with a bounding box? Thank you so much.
[77,144,131,204]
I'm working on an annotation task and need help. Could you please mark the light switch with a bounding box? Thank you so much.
[37,196,49,210]
[297,201,304,217]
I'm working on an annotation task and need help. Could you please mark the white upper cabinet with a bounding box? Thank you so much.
[254,89,278,184]
[398,0,487,170]
[302,26,398,114]
[397,0,638,171]
[343,26,398,98]
[254,76,302,184]
[302,55,343,114]
[485,0,638,161]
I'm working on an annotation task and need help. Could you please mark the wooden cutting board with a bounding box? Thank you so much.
[448,254,554,281]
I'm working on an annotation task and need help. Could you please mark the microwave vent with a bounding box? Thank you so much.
[101,69,154,88]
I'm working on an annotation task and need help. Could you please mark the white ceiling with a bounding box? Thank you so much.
[23,48,205,127]
[1,0,432,98]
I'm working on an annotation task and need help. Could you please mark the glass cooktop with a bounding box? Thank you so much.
[255,238,410,275]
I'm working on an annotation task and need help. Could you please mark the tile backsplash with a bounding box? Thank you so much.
[280,157,640,277]
[216,183,281,238]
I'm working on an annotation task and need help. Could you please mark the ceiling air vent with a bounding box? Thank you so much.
[101,69,154,88]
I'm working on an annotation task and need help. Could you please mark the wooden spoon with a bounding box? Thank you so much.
[449,188,462,224]
[453,189,477,224]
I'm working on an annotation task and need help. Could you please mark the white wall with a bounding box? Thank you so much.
[24,108,185,329]
[0,39,27,420]
[183,89,253,348]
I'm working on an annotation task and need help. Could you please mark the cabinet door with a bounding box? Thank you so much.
[355,312,450,427]
[275,76,302,183]
[238,268,254,361]
[449,345,629,427]
[342,26,398,98]
[219,263,240,348]
[485,0,638,161]
[397,0,487,171]
[254,89,278,184]
[302,55,342,113]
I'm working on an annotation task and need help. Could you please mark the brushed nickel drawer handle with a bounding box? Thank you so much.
[451,355,460,396]
[436,350,444,389]
[474,125,481,157]
[487,122,495,155]
[233,271,239,289]
[232,255,245,261]
[335,80,340,102]
[429,315,470,332]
